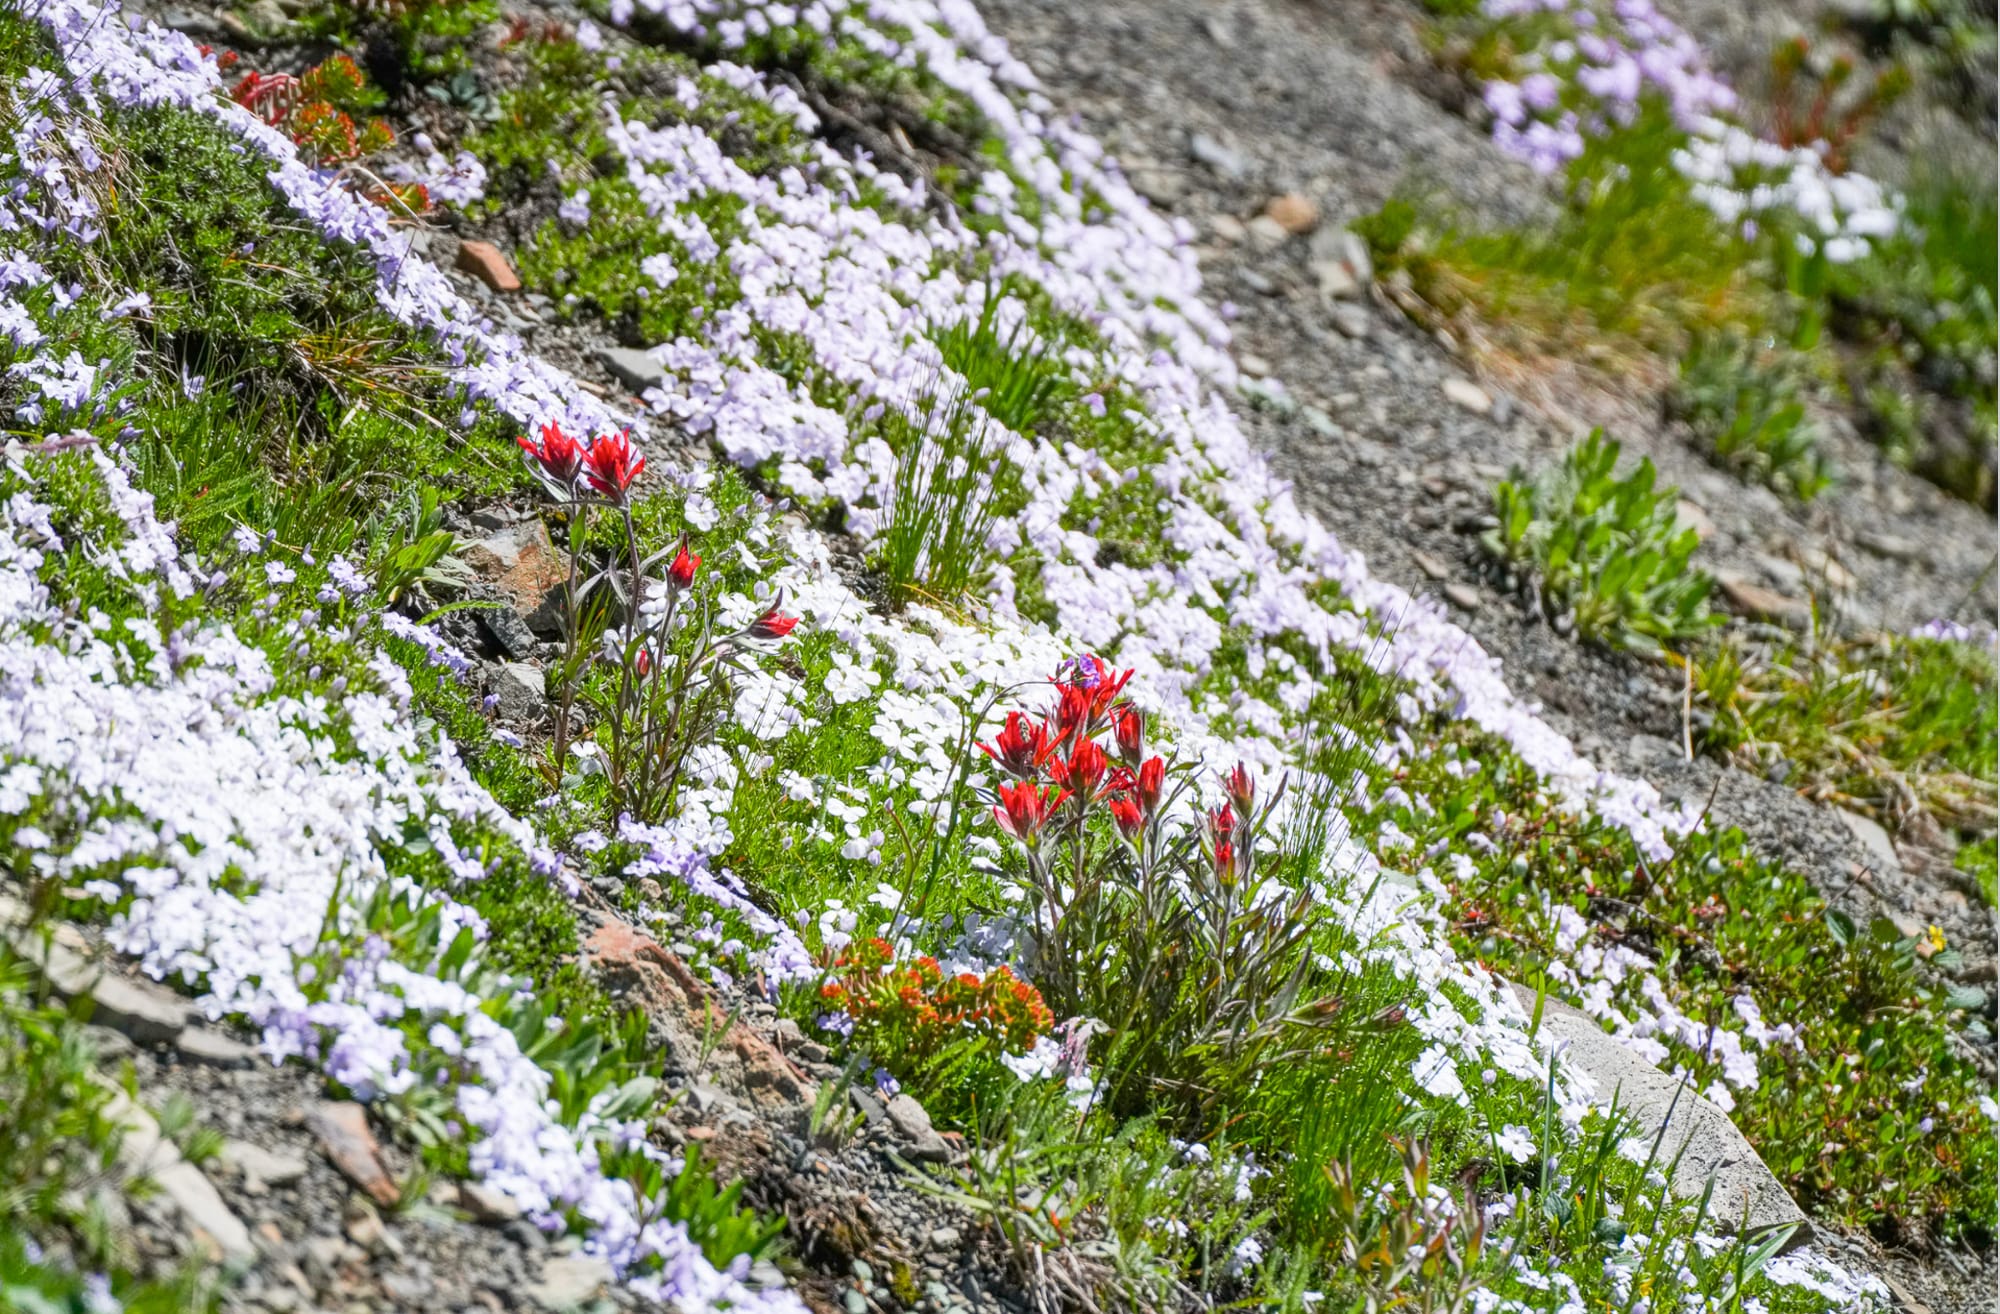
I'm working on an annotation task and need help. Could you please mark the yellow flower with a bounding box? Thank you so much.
[1926,924,1947,954]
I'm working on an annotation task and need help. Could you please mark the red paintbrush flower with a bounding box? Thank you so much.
[979,711,1053,780]
[1055,655,1135,734]
[1051,680,1095,747]
[1108,794,1144,842]
[746,604,799,641]
[667,537,700,590]
[1136,756,1165,816]
[993,781,1067,848]
[1111,704,1144,764]
[1049,738,1109,805]
[582,427,646,502]
[517,421,585,493]
[1223,761,1255,816]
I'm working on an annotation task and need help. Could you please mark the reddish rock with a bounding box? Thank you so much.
[584,922,813,1112]
[463,521,567,634]
[456,239,521,292]
[306,1102,400,1209]
[1715,572,1809,628]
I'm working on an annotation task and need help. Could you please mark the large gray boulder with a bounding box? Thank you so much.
[1512,984,1812,1253]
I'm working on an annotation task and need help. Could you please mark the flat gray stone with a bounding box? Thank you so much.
[461,1181,523,1224]
[493,661,547,723]
[1837,809,1900,877]
[157,1159,259,1264]
[1188,132,1250,181]
[478,605,539,660]
[1245,214,1290,250]
[1515,986,1810,1252]
[4,907,191,1045]
[1308,226,1373,285]
[178,1026,259,1069]
[97,1080,257,1264]
[527,1254,614,1311]
[884,1092,950,1163]
[1312,258,1359,301]
[219,1140,309,1188]
[1442,377,1492,415]
[1328,301,1372,339]
[1443,582,1481,611]
[81,970,192,1045]
[1127,165,1186,207]
[596,346,664,393]
[1715,571,1811,629]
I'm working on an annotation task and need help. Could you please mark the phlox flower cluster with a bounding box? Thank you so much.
[0,454,804,1311]
[1470,0,1899,258]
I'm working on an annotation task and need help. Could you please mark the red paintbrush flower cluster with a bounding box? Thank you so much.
[978,655,1167,851]
[518,421,648,503]
[981,658,1261,891]
[820,937,1053,1057]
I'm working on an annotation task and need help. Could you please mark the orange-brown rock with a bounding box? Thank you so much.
[584,921,814,1113]
[455,239,521,292]
[1265,192,1319,235]
[306,1101,399,1208]
[463,521,567,634]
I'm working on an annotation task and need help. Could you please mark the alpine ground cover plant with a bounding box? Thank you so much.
[1668,331,1832,500]
[1380,721,1998,1245]
[2,0,1987,1307]
[1485,430,1717,651]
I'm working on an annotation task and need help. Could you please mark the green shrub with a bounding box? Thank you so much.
[1669,331,1832,499]
[1485,431,1717,652]
[1831,165,1998,505]
[301,0,500,81]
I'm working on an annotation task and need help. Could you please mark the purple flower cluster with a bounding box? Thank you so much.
[0,456,804,1310]
[1466,0,1899,257]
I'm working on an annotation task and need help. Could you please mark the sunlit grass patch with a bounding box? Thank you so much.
[1696,622,1998,864]
[1357,108,1770,370]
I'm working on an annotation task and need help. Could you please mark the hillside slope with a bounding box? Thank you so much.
[0,0,1991,1312]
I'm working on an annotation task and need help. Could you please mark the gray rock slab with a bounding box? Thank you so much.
[596,346,665,393]
[885,1092,950,1163]
[1515,985,1811,1252]
[178,1026,259,1069]
[219,1139,309,1188]
[527,1253,614,1310]
[1837,809,1901,878]
[156,1159,260,1263]
[493,661,547,723]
